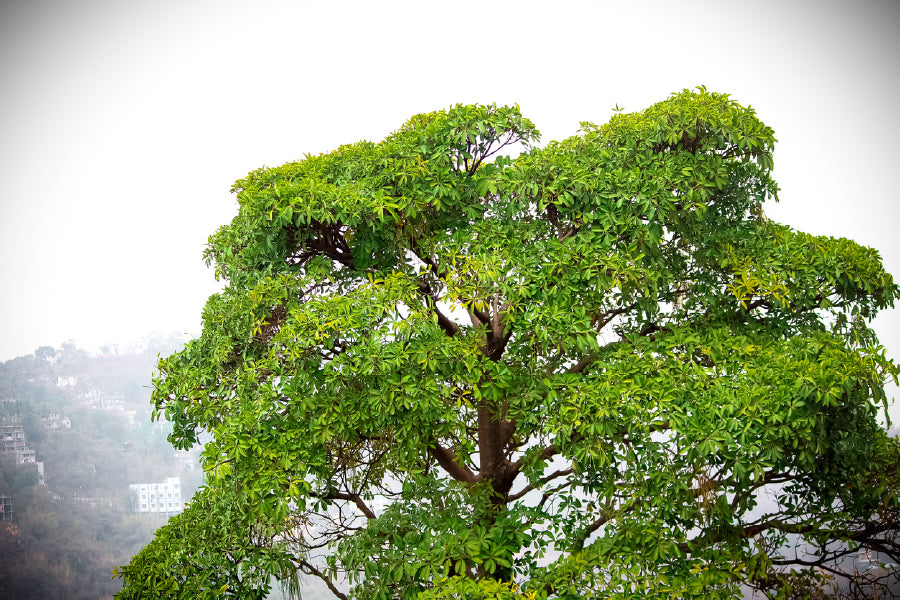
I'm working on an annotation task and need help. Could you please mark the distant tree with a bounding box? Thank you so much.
[0,354,54,403]
[56,340,90,373]
[125,89,900,599]
[34,346,57,363]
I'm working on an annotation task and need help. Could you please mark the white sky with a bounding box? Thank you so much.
[1,1,898,393]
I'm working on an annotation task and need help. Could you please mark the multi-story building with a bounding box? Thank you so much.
[0,495,12,521]
[0,425,25,450]
[78,389,126,411]
[0,425,45,485]
[130,477,183,514]
[43,414,71,430]
[0,425,36,464]
[56,375,78,388]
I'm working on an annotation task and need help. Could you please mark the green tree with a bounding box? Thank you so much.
[34,346,57,363]
[113,486,300,600]
[124,89,900,599]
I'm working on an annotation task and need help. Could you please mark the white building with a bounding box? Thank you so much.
[1,425,36,464]
[0,425,45,485]
[43,414,71,430]
[130,476,183,514]
[56,375,77,387]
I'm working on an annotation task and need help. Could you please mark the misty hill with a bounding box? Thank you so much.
[0,338,203,599]
[0,337,334,600]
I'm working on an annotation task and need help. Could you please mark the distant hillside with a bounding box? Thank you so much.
[0,340,202,599]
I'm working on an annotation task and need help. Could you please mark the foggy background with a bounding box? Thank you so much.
[1,0,898,376]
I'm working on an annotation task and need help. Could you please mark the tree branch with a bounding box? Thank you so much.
[571,512,610,550]
[298,559,348,600]
[428,441,477,484]
[414,281,460,337]
[508,443,560,478]
[507,466,574,502]
[323,491,377,520]
[567,351,597,375]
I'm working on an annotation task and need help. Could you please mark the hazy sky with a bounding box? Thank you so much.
[2,1,899,379]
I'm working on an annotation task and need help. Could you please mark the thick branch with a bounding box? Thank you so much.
[484,295,513,361]
[468,305,491,328]
[324,492,377,520]
[428,442,477,484]
[498,416,518,459]
[477,400,503,482]
[567,351,596,375]
[572,512,610,550]
[414,281,459,337]
[741,518,817,539]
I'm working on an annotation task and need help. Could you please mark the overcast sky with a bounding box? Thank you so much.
[2,1,898,391]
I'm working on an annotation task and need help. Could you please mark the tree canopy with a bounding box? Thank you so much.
[119,89,900,599]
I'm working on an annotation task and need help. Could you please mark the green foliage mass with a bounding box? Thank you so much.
[123,89,900,599]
